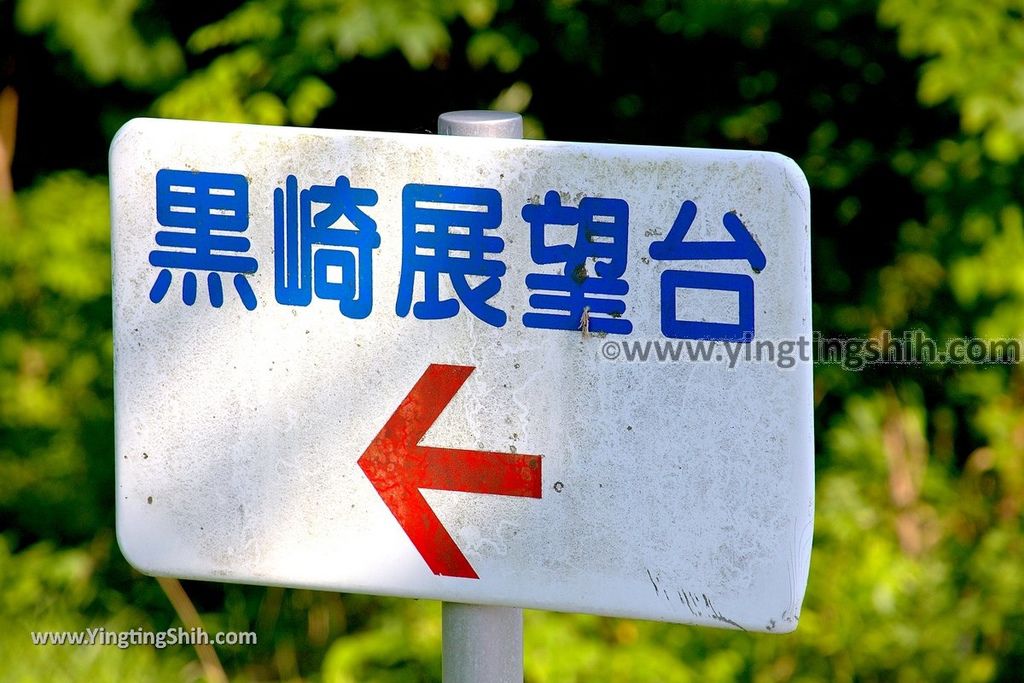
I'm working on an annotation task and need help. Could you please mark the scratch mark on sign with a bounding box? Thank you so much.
[646,568,659,596]
[679,590,698,618]
[702,592,746,631]
[681,590,703,617]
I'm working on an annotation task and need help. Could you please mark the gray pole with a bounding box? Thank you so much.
[442,602,524,682]
[437,109,525,683]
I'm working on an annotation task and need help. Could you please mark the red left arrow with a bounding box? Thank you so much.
[357,363,543,579]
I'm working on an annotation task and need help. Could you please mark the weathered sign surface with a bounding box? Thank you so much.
[111,117,813,632]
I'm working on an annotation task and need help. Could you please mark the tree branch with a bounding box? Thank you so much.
[156,576,229,683]
[0,85,16,199]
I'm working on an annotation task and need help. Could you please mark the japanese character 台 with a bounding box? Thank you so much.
[649,200,766,342]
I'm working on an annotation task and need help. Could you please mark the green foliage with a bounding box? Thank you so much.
[321,599,441,682]
[15,0,184,89]
[4,0,1024,680]
[881,0,1024,162]
[154,0,503,124]
[0,535,192,682]
[0,173,114,542]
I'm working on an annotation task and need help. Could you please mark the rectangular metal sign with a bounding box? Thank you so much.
[111,117,814,632]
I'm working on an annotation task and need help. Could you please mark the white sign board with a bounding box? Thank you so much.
[111,117,813,632]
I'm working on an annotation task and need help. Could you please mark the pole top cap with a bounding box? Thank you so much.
[438,111,523,139]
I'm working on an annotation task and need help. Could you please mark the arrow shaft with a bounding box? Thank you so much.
[417,446,541,498]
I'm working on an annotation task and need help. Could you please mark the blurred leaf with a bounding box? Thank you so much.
[15,0,184,89]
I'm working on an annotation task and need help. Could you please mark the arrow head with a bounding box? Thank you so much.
[358,364,542,579]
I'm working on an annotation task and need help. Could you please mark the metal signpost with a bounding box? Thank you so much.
[111,112,814,680]
[436,110,526,682]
